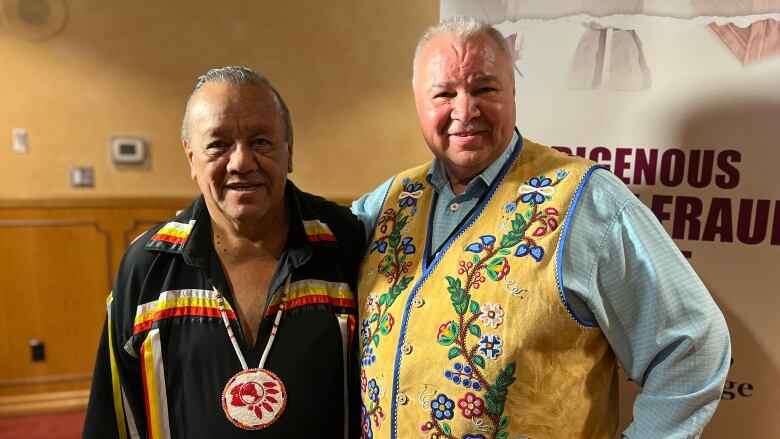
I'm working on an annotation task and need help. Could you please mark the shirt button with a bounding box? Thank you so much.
[401,343,413,355]
[396,393,408,405]
[450,202,459,212]
[412,297,425,308]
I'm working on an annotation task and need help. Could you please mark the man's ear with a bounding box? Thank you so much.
[182,140,196,180]
[287,140,294,173]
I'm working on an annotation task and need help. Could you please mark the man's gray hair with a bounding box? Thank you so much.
[180,66,293,143]
[413,16,513,82]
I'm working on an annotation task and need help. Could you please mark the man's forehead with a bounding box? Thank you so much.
[185,86,285,140]
[418,34,504,85]
[187,83,281,122]
[422,33,498,63]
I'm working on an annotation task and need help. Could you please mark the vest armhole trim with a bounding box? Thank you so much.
[557,164,600,328]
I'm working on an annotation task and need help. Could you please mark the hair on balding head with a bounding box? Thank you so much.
[181,66,292,143]
[412,16,513,84]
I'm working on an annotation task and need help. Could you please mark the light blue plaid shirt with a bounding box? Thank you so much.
[351,132,730,438]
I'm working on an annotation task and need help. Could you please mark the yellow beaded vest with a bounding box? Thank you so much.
[358,139,618,439]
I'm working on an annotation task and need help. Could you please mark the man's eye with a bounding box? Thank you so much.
[434,92,454,99]
[251,138,272,149]
[207,141,229,149]
[476,87,497,94]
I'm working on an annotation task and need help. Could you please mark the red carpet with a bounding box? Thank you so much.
[0,411,84,439]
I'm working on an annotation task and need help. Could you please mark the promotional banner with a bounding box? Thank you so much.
[441,1,780,437]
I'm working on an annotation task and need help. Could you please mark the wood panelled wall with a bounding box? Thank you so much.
[0,198,191,416]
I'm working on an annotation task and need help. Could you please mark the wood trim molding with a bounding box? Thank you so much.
[0,196,354,209]
[0,197,194,209]
[0,390,89,417]
[0,374,92,388]
[0,219,113,291]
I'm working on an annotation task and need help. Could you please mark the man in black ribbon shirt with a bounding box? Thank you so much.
[84,66,363,438]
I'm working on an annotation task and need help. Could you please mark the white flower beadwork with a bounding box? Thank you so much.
[479,303,504,328]
[365,292,380,313]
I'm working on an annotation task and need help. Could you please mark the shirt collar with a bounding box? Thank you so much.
[426,130,520,194]
[147,181,312,273]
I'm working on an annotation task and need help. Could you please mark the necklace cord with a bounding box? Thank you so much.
[215,273,291,371]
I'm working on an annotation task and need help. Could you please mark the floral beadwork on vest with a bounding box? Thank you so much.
[361,177,426,433]
[359,141,617,439]
[422,171,568,439]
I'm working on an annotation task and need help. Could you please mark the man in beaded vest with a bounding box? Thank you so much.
[352,17,730,439]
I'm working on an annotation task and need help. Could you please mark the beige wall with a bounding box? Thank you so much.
[0,0,438,200]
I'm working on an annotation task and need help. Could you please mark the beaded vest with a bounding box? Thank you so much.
[358,140,618,439]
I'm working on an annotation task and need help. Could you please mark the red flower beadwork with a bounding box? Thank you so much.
[457,392,485,418]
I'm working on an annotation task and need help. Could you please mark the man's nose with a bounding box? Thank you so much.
[227,143,258,173]
[451,94,480,121]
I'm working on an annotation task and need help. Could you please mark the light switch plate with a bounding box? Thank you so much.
[12,128,28,153]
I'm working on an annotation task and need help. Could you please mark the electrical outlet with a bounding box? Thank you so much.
[70,166,94,187]
[29,340,45,362]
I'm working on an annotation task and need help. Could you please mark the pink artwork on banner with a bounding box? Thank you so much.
[707,20,780,65]
[692,0,780,64]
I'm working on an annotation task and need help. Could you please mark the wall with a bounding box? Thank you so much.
[0,198,189,415]
[0,0,439,200]
[0,0,440,416]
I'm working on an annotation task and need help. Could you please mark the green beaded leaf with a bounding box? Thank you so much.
[485,362,517,417]
[489,257,504,266]
[453,293,471,316]
[378,253,393,274]
[442,422,452,436]
[447,346,461,360]
[437,321,459,346]
[397,276,413,290]
[486,266,498,281]
[445,276,463,295]
[499,415,510,429]
[473,354,486,369]
[512,215,526,231]
[437,336,454,346]
[388,232,400,249]
[468,324,481,338]
[469,300,480,314]
[396,214,409,231]
[500,231,523,248]
[378,314,392,335]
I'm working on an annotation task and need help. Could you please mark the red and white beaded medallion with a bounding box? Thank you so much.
[222,368,287,430]
[215,275,293,431]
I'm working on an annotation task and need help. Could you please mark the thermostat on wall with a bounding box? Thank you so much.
[110,136,148,165]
